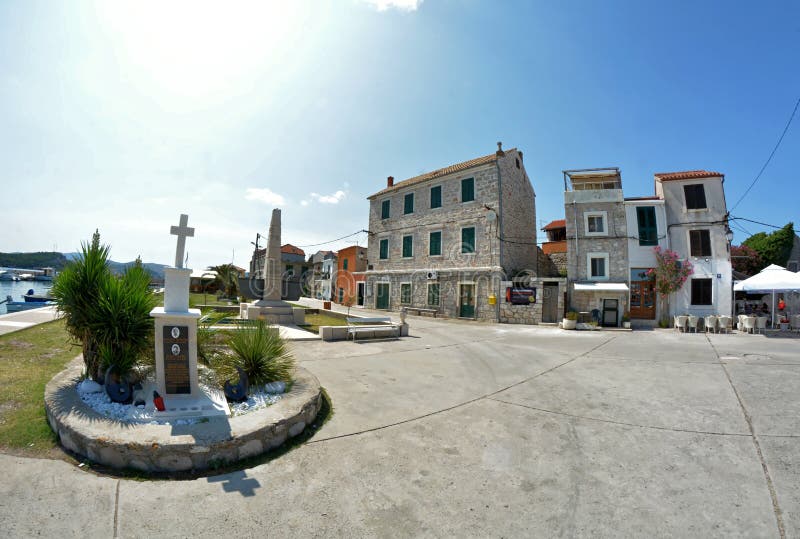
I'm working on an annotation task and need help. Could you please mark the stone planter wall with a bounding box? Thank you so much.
[45,359,323,473]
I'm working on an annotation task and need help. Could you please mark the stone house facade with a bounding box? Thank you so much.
[365,144,557,322]
[563,168,629,326]
[250,244,309,300]
[540,219,567,276]
[655,170,733,318]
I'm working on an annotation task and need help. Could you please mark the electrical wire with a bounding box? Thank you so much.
[730,95,800,211]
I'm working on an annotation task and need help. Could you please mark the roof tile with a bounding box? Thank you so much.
[654,170,723,181]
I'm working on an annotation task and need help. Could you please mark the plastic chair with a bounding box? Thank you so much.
[737,315,747,332]
[743,316,756,334]
[792,315,800,333]
[755,317,767,334]
[718,316,732,334]
[675,315,688,333]
[704,315,718,333]
[687,315,699,333]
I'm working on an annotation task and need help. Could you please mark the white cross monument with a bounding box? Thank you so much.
[170,214,194,269]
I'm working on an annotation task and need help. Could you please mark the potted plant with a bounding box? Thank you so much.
[562,311,578,330]
[621,311,631,329]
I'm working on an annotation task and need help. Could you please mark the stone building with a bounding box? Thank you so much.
[309,250,336,300]
[250,244,309,300]
[365,144,561,322]
[540,219,567,276]
[563,168,629,326]
[654,170,733,318]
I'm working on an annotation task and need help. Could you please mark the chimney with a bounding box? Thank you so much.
[518,151,523,161]
[496,141,505,156]
[387,176,394,188]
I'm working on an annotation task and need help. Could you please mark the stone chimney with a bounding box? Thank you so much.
[496,141,505,156]
[387,176,394,188]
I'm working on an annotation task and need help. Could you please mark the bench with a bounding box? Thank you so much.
[404,307,438,318]
[346,317,401,342]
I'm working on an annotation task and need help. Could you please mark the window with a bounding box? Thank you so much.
[587,253,609,279]
[427,283,440,306]
[343,258,348,270]
[381,199,390,219]
[584,211,607,236]
[402,235,413,258]
[689,230,711,257]
[684,184,707,210]
[379,239,389,260]
[400,283,412,304]
[285,264,294,275]
[404,193,414,214]
[429,231,442,256]
[461,177,475,202]
[691,278,712,305]
[636,206,658,246]
[430,185,442,209]
[461,227,475,254]
[338,288,344,303]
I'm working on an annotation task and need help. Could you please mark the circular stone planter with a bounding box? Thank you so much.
[44,358,323,473]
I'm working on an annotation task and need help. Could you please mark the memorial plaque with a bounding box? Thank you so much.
[163,325,190,394]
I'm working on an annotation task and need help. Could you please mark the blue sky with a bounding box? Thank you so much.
[2,0,798,269]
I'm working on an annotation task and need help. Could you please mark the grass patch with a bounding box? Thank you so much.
[299,313,349,334]
[189,292,239,307]
[0,320,80,457]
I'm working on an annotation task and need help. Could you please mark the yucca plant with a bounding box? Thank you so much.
[220,321,294,386]
[51,230,111,381]
[197,310,229,365]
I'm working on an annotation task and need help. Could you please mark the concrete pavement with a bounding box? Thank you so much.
[1,317,798,537]
[0,305,58,335]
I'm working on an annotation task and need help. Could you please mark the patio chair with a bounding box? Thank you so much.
[718,315,732,334]
[737,315,747,332]
[743,316,756,334]
[687,315,699,333]
[675,315,688,333]
[704,315,718,334]
[793,315,800,333]
[755,317,767,334]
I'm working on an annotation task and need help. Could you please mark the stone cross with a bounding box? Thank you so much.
[170,214,195,269]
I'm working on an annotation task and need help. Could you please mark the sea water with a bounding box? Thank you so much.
[0,280,53,315]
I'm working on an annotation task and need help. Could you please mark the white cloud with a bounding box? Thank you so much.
[245,187,285,206]
[310,190,346,204]
[361,0,422,12]
[300,200,309,206]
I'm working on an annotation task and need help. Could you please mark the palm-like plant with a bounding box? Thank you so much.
[51,230,111,381]
[209,264,240,299]
[221,321,294,386]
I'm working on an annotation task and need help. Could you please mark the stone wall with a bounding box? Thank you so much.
[537,248,566,277]
[498,278,566,324]
[498,149,537,274]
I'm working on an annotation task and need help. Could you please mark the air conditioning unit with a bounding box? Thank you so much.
[427,271,438,280]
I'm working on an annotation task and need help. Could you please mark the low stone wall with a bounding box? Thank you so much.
[499,278,566,325]
[45,359,323,473]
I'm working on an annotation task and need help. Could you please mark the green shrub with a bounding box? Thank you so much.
[220,321,294,386]
[565,311,578,321]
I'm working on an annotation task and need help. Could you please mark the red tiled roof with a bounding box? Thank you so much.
[281,244,305,256]
[654,170,723,181]
[542,241,567,255]
[542,219,566,231]
[368,149,518,199]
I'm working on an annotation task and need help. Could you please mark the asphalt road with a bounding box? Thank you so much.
[1,315,798,538]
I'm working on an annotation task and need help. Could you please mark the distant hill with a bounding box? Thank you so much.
[1,252,166,280]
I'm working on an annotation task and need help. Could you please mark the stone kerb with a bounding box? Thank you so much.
[45,358,323,473]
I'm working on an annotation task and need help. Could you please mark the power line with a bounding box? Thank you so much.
[296,230,368,248]
[730,95,800,211]
[730,216,786,230]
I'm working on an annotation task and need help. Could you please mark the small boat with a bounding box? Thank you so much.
[23,289,53,303]
[0,271,19,281]
[18,273,35,281]
[4,295,55,313]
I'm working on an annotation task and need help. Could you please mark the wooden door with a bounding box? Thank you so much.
[459,284,475,318]
[375,283,390,310]
[630,280,656,319]
[542,283,559,323]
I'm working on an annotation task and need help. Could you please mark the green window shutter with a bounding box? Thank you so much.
[404,193,414,214]
[402,235,413,258]
[429,231,442,256]
[636,206,657,246]
[343,258,349,270]
[379,239,389,259]
[461,178,475,202]
[381,200,390,219]
[461,227,475,253]
[430,186,442,208]
[401,283,411,304]
[427,283,440,306]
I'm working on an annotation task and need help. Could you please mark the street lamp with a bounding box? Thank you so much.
[201,272,216,306]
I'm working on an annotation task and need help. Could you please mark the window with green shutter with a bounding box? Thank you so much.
[402,235,413,258]
[400,283,412,304]
[379,239,389,259]
[429,231,442,256]
[430,185,442,209]
[461,227,475,253]
[343,258,349,270]
[427,283,440,306]
[636,206,658,246]
[381,199,390,219]
[461,178,475,202]
[404,193,414,214]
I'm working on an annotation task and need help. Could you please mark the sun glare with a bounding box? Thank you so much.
[94,1,304,104]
